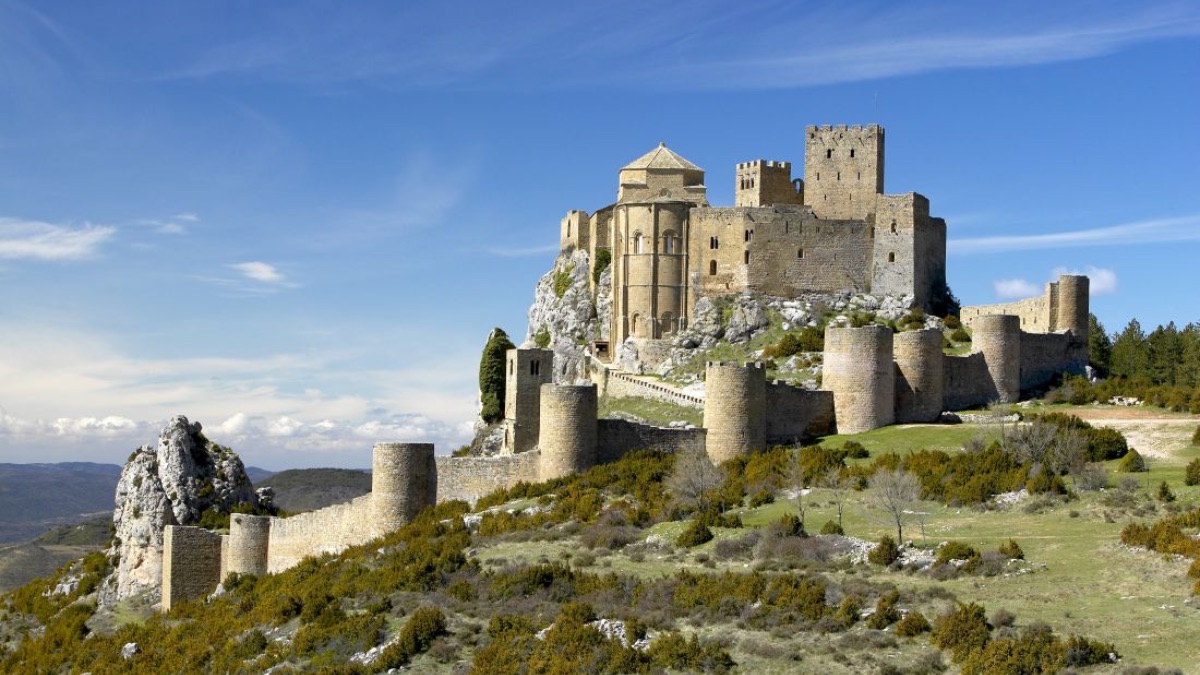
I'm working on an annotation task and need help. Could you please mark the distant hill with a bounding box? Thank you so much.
[0,463,122,545]
[244,466,276,484]
[0,516,111,592]
[258,468,371,514]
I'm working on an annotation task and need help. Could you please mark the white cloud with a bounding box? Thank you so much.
[231,261,286,283]
[172,213,200,222]
[994,278,1042,299]
[1053,265,1118,295]
[950,214,1200,255]
[0,218,115,260]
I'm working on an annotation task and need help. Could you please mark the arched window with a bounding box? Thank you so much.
[631,313,640,337]
[634,232,644,254]
[890,221,897,234]
[709,260,717,276]
[662,230,677,254]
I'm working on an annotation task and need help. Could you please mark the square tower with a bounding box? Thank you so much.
[803,125,884,220]
[735,160,803,207]
[504,348,554,453]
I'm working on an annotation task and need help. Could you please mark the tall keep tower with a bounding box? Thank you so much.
[803,125,884,220]
[504,348,553,453]
[611,143,707,345]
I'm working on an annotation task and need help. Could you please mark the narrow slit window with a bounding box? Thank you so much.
[709,260,717,275]
[826,149,832,159]
[797,248,804,259]
[850,149,856,158]
[744,251,751,264]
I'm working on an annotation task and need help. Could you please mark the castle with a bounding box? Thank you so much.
[160,126,1090,609]
[560,125,948,350]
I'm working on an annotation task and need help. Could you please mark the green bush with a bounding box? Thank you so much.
[1157,481,1176,503]
[552,263,575,298]
[1185,458,1200,486]
[998,539,1025,560]
[894,610,931,637]
[868,535,900,566]
[1193,425,1200,446]
[931,602,992,663]
[478,328,515,423]
[819,520,843,535]
[867,590,901,629]
[944,314,961,329]
[950,327,971,343]
[534,328,551,348]
[593,248,611,284]
[676,518,714,548]
[841,440,869,459]
[936,541,981,568]
[1118,449,1147,473]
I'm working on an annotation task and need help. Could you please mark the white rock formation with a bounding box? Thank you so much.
[524,248,598,384]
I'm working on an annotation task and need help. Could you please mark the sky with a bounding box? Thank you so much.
[0,0,1197,469]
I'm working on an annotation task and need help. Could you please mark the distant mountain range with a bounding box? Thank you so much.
[258,468,371,514]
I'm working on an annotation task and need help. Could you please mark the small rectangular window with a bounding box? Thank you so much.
[850,149,856,158]
[744,251,751,264]
[826,149,832,159]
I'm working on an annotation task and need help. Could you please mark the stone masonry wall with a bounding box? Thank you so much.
[960,295,1053,333]
[941,352,994,412]
[596,419,707,464]
[266,495,374,574]
[765,382,834,445]
[162,526,222,611]
[434,453,540,506]
[1020,332,1086,391]
[604,370,703,408]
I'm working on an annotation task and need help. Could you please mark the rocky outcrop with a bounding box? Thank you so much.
[523,248,598,385]
[101,415,261,604]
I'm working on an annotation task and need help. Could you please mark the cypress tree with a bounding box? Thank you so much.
[479,328,515,424]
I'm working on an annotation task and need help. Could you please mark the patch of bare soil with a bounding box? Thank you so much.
[1061,405,1198,459]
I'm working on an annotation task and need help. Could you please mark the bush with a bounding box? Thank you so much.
[676,519,713,548]
[1157,481,1176,503]
[1119,449,1148,473]
[998,539,1025,560]
[592,248,611,284]
[894,610,931,637]
[478,328,515,423]
[552,263,574,298]
[1193,425,1200,446]
[936,541,981,569]
[819,520,844,536]
[1186,458,1200,487]
[931,602,992,663]
[534,328,551,348]
[944,315,961,329]
[868,535,900,566]
[842,440,870,459]
[867,590,901,629]
[950,327,971,343]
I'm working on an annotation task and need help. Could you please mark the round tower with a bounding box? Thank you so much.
[226,514,270,577]
[972,315,1022,403]
[703,361,766,464]
[371,442,436,534]
[1055,275,1089,339]
[893,328,945,423]
[823,325,895,433]
[538,384,598,481]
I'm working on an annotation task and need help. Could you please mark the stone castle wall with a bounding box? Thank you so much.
[765,382,835,444]
[941,352,994,412]
[803,125,884,221]
[266,495,375,573]
[596,419,706,464]
[604,369,703,408]
[434,453,540,505]
[894,329,945,423]
[222,514,270,580]
[162,526,222,611]
[961,295,1053,333]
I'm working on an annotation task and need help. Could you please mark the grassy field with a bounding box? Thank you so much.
[477,410,1200,672]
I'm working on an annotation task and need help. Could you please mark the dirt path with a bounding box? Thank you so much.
[1062,406,1198,460]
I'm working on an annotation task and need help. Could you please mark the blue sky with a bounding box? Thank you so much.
[1,0,1197,469]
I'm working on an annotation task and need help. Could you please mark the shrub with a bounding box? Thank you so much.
[944,315,961,329]
[1193,425,1200,446]
[534,328,551,348]
[592,248,611,284]
[1185,458,1200,486]
[950,327,971,343]
[552,263,574,298]
[931,602,992,663]
[894,610,931,637]
[936,541,981,569]
[842,440,870,459]
[1157,481,1176,503]
[478,328,515,423]
[676,519,713,548]
[868,535,900,566]
[867,590,901,629]
[1119,449,1148,473]
[819,520,844,536]
[998,539,1025,560]
[374,606,447,669]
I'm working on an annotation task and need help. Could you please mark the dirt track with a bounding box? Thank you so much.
[1062,405,1198,459]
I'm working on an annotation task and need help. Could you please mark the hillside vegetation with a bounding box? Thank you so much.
[258,469,372,514]
[4,409,1199,673]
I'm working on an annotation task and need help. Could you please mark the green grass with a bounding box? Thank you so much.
[598,395,703,427]
[817,423,998,458]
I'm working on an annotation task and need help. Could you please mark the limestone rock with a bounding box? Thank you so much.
[524,248,597,384]
[595,265,612,342]
[725,295,769,343]
[101,415,261,605]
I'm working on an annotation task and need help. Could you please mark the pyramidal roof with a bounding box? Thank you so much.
[621,142,703,172]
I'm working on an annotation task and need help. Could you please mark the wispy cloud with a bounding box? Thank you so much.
[950,214,1200,255]
[231,261,287,284]
[994,278,1042,299]
[0,218,115,260]
[1053,266,1118,295]
[136,213,198,235]
[196,261,299,295]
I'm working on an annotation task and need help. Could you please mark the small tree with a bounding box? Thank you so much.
[666,449,723,515]
[1185,458,1200,487]
[868,468,920,543]
[478,328,516,424]
[820,468,852,530]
